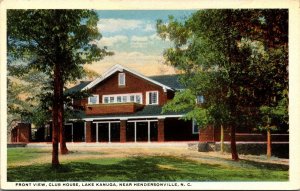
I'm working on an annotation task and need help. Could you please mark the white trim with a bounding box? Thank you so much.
[148,121,151,143]
[93,121,120,124]
[192,120,199,134]
[134,122,137,143]
[128,119,158,123]
[102,93,143,104]
[88,94,99,104]
[146,91,159,105]
[83,64,173,91]
[118,72,126,86]
[108,123,111,143]
[93,121,120,143]
[96,123,99,142]
[82,114,184,121]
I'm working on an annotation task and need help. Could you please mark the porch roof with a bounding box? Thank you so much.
[72,105,188,121]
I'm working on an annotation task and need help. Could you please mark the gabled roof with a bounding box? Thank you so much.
[83,64,174,91]
[67,64,185,93]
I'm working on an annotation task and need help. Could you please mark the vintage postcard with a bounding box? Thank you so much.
[1,0,299,190]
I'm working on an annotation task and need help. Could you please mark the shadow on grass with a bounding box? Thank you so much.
[186,154,288,171]
[239,159,289,171]
[7,156,288,182]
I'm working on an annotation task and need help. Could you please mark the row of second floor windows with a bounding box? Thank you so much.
[87,91,159,105]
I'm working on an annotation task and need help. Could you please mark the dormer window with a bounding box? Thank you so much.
[88,94,99,104]
[118,73,125,86]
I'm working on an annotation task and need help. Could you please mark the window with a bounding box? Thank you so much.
[122,96,127,102]
[197,95,204,104]
[130,95,135,102]
[88,95,99,104]
[110,97,115,103]
[102,93,143,104]
[192,120,199,134]
[147,91,158,105]
[117,96,122,103]
[136,95,141,104]
[118,73,125,86]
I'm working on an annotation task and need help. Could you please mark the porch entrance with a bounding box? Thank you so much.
[94,121,120,142]
[64,122,85,142]
[126,120,158,142]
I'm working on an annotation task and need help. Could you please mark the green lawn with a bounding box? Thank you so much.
[7,148,288,182]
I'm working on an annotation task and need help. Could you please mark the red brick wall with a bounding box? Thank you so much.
[11,128,18,142]
[157,119,165,142]
[85,103,144,115]
[120,120,126,142]
[11,123,31,143]
[199,125,215,142]
[85,121,92,142]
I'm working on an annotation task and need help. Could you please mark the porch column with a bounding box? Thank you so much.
[148,121,151,143]
[120,120,127,143]
[85,121,92,142]
[134,122,137,143]
[158,118,165,142]
[96,123,99,142]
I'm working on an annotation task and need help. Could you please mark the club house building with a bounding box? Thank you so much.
[58,64,199,143]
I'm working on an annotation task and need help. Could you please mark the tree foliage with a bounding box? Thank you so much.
[157,9,288,160]
[7,10,112,167]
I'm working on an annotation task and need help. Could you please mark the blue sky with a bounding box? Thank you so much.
[87,10,196,76]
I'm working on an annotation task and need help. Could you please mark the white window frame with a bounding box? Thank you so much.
[118,72,126,86]
[192,120,199,134]
[102,93,143,104]
[146,91,159,105]
[88,94,99,104]
[196,95,204,104]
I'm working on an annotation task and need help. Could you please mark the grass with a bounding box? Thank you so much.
[7,148,288,182]
[7,148,49,163]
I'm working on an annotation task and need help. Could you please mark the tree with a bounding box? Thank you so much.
[7,65,51,141]
[8,10,112,167]
[236,10,288,158]
[157,9,288,160]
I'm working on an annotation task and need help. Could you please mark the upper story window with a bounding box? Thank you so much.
[192,120,199,134]
[146,91,158,105]
[118,73,126,86]
[103,93,142,104]
[104,97,109,104]
[88,94,99,104]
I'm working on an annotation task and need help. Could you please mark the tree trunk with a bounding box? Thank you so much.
[52,63,60,168]
[220,124,224,153]
[267,128,272,159]
[59,75,68,155]
[230,125,239,161]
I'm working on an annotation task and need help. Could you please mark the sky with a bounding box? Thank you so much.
[85,10,196,76]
